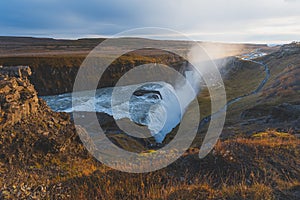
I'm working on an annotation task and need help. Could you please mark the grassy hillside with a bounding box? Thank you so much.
[220,44,300,136]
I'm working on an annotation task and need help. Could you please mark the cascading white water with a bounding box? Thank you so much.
[146,68,201,142]
[41,66,202,143]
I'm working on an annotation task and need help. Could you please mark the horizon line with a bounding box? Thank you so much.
[0,34,294,45]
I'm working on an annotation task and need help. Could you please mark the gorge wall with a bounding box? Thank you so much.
[0,51,185,96]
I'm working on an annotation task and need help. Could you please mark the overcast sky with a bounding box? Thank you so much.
[0,0,299,43]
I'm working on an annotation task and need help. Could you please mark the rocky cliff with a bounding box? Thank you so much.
[0,66,90,199]
[0,66,39,129]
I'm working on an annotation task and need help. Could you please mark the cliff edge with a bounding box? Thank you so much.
[0,66,39,129]
[0,66,90,199]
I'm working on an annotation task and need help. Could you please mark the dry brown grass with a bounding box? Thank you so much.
[1,126,299,199]
[54,130,299,199]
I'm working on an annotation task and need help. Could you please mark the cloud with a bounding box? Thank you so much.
[284,0,300,3]
[0,0,299,43]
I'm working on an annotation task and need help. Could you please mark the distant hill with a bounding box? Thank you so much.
[0,36,269,57]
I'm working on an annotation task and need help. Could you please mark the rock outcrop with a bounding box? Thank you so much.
[0,66,39,129]
[0,66,91,199]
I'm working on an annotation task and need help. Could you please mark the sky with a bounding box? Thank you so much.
[0,0,300,43]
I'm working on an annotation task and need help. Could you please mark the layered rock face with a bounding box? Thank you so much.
[0,66,90,199]
[0,66,39,129]
[0,50,185,96]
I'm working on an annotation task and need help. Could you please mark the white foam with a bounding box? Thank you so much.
[42,78,199,143]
